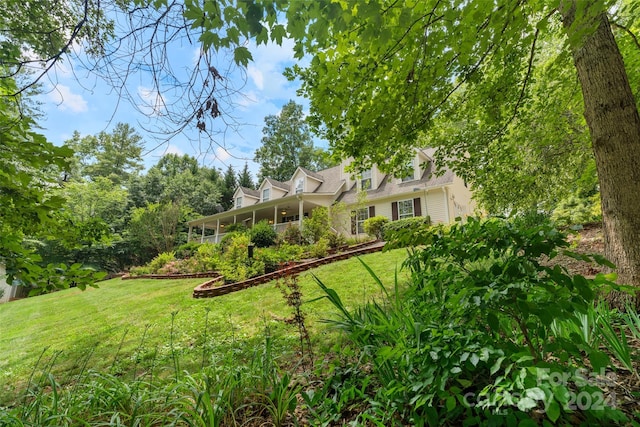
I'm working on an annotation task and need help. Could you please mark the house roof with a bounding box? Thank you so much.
[336,160,454,204]
[265,177,290,191]
[312,164,345,194]
[239,187,259,198]
[298,167,325,181]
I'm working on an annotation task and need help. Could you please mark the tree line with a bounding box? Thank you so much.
[0,96,331,293]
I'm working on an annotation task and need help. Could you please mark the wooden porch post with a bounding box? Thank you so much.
[298,198,304,228]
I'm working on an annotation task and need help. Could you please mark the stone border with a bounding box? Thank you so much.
[121,271,221,280]
[192,241,385,298]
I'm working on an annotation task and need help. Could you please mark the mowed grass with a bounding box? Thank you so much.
[0,249,408,405]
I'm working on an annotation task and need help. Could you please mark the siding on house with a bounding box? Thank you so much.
[0,264,15,303]
[426,191,448,223]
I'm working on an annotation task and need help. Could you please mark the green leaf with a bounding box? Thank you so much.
[446,396,456,411]
[487,312,500,332]
[271,24,287,45]
[588,349,610,373]
[233,46,253,67]
[592,254,616,269]
[490,356,505,375]
[470,353,480,366]
[546,400,561,423]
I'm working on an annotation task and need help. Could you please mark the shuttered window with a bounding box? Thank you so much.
[392,198,421,220]
[351,208,370,234]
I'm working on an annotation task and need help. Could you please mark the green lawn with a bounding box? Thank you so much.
[0,249,408,405]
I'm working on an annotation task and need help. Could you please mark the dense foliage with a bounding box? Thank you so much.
[312,217,629,424]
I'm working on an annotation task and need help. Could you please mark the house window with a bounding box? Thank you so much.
[398,199,414,219]
[356,208,369,234]
[360,169,372,190]
[401,160,414,182]
[262,188,270,202]
[235,196,242,209]
[295,178,304,194]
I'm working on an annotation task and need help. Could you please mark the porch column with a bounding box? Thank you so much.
[187,226,192,242]
[252,210,256,227]
[298,198,304,228]
[273,206,278,227]
[216,219,220,243]
[200,223,205,243]
[233,215,237,224]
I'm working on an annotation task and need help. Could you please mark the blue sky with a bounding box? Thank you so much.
[36,36,317,179]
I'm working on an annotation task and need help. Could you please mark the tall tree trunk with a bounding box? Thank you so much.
[560,2,640,308]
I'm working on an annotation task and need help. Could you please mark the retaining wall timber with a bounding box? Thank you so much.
[192,242,385,298]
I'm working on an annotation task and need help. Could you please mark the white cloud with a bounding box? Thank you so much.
[137,86,166,116]
[245,39,299,101]
[163,144,184,156]
[215,146,232,162]
[247,65,264,90]
[48,85,88,113]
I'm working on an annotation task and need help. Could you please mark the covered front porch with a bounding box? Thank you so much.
[187,195,329,244]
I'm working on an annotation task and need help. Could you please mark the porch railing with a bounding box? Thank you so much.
[192,222,300,244]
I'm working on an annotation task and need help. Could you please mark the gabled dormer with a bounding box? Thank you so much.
[257,178,290,202]
[290,167,324,194]
[396,151,421,183]
[353,165,386,191]
[391,149,435,183]
[232,187,259,209]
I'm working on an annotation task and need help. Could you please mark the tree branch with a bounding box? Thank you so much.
[6,0,92,97]
[611,21,640,52]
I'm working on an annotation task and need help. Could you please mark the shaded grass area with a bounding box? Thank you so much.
[0,249,408,405]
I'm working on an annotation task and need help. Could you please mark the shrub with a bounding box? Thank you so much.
[551,193,601,226]
[218,259,265,283]
[220,231,245,252]
[308,238,329,258]
[193,243,220,272]
[314,217,624,425]
[174,241,201,259]
[254,248,281,273]
[249,220,277,248]
[147,251,175,273]
[224,223,248,233]
[382,216,431,247]
[129,265,152,276]
[363,215,388,240]
[218,233,265,283]
[302,207,330,244]
[279,224,304,246]
[276,242,305,261]
[157,260,182,275]
[326,231,346,249]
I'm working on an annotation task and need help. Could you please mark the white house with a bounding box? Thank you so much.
[187,148,475,243]
[0,264,21,303]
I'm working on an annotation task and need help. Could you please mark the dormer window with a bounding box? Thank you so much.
[235,196,242,209]
[262,188,270,202]
[360,169,372,190]
[401,160,415,182]
[295,178,304,194]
